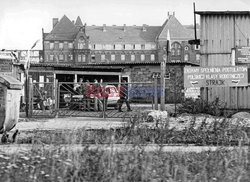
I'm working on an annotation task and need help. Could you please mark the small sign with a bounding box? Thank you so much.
[236,47,250,63]
[0,51,15,60]
[184,66,248,88]
[0,61,12,72]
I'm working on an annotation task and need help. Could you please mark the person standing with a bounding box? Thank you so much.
[118,80,132,112]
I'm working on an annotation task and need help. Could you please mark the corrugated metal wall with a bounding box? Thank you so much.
[199,14,250,109]
[201,87,250,109]
[200,14,250,66]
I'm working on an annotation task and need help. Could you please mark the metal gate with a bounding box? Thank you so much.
[57,82,157,118]
[31,82,57,117]
[27,81,159,118]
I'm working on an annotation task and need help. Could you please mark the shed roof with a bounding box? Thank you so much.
[195,11,250,15]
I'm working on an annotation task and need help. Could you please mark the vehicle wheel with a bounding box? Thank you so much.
[1,134,8,143]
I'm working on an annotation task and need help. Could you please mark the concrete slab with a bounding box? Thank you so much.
[15,117,128,131]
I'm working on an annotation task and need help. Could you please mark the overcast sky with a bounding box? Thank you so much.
[0,0,250,50]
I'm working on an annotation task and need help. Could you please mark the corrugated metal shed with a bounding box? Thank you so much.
[197,11,250,66]
[196,11,250,109]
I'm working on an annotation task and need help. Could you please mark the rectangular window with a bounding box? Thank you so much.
[151,44,157,49]
[78,55,81,62]
[135,44,141,50]
[91,54,95,61]
[111,54,115,61]
[121,54,125,61]
[131,54,135,61]
[165,73,170,80]
[115,44,122,50]
[123,45,126,50]
[133,44,136,49]
[105,44,112,50]
[141,54,145,61]
[145,44,151,50]
[49,43,54,49]
[141,44,145,50]
[82,55,86,62]
[39,76,44,88]
[125,44,132,50]
[150,54,155,61]
[49,55,54,61]
[59,54,64,60]
[101,54,105,61]
[68,43,73,49]
[69,54,73,61]
[59,43,63,49]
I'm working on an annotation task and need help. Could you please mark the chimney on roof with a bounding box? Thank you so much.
[173,11,175,16]
[53,18,58,28]
[72,20,75,24]
[123,24,126,32]
[142,24,147,32]
[103,24,106,32]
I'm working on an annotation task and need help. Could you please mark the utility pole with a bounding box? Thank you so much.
[160,29,171,111]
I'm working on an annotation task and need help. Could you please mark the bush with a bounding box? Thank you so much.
[178,97,226,116]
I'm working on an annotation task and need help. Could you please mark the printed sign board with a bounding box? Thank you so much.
[184,66,248,88]
[236,47,250,63]
[185,87,200,99]
[0,61,12,72]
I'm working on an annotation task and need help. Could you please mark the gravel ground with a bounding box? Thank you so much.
[0,144,245,154]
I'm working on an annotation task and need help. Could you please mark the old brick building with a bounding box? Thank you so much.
[29,14,199,103]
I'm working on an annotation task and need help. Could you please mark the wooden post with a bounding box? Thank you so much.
[154,77,158,110]
[25,70,29,117]
[28,77,33,118]
[160,61,166,111]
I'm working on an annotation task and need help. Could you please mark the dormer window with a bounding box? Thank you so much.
[78,37,85,49]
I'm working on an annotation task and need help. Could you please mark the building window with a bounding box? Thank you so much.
[177,49,181,56]
[49,43,54,49]
[68,43,73,49]
[59,54,64,61]
[49,55,54,61]
[78,55,81,62]
[82,55,86,62]
[165,73,170,80]
[91,54,95,61]
[59,43,63,49]
[171,49,175,56]
[69,54,73,61]
[78,37,85,49]
[141,44,145,50]
[123,45,126,50]
[101,54,105,61]
[141,54,145,61]
[111,54,115,61]
[184,46,189,51]
[133,44,136,49]
[113,45,116,50]
[184,54,189,61]
[150,54,155,61]
[196,54,200,61]
[121,54,125,61]
[131,54,135,61]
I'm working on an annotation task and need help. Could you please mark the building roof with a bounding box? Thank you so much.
[75,16,83,27]
[45,15,194,43]
[86,26,161,44]
[157,15,193,41]
[195,11,250,15]
[45,15,78,41]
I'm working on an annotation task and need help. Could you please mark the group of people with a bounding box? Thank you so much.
[73,78,131,112]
